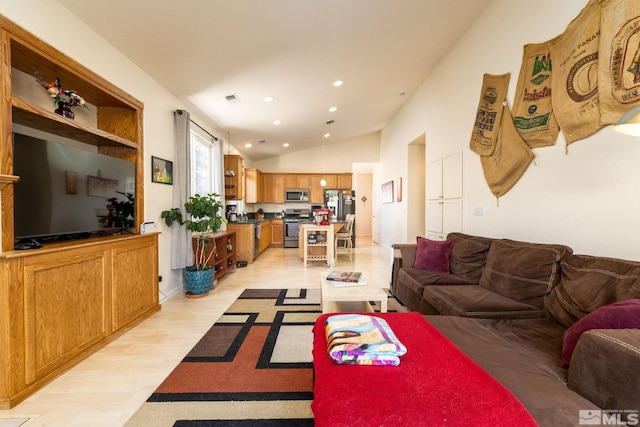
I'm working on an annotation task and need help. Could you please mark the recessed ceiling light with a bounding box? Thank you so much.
[324,133,331,138]
[273,120,281,125]
[333,80,343,87]
[245,143,252,148]
[283,143,290,147]
[329,106,337,112]
[264,96,275,102]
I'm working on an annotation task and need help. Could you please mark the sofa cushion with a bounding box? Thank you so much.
[447,233,493,283]
[413,237,452,273]
[568,329,640,412]
[561,298,640,366]
[398,268,476,297]
[544,254,640,328]
[424,285,541,319]
[479,239,572,308]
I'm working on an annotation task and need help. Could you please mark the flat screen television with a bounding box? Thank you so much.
[13,130,136,246]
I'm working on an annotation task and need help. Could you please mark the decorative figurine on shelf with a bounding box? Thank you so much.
[35,73,89,119]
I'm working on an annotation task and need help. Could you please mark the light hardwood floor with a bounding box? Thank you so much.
[0,238,392,427]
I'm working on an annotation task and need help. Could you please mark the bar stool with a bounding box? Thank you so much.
[335,214,355,257]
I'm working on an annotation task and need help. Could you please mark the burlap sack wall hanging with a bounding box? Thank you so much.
[550,0,603,146]
[471,73,534,200]
[512,40,560,148]
[470,73,510,156]
[598,0,640,124]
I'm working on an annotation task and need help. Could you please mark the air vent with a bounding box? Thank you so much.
[225,93,241,104]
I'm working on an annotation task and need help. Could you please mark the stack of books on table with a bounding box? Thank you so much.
[325,271,367,287]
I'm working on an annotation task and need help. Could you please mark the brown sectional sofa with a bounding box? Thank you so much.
[391,233,640,427]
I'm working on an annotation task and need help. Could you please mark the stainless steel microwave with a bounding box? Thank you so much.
[285,189,310,202]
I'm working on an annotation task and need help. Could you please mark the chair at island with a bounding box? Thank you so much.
[335,213,354,257]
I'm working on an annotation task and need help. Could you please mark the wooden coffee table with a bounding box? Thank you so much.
[320,272,388,313]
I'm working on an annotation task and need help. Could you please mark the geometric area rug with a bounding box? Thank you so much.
[124,288,406,427]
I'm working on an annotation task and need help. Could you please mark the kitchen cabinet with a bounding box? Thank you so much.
[262,174,274,203]
[427,151,463,240]
[245,168,262,203]
[323,174,337,189]
[271,220,284,246]
[244,171,352,204]
[297,174,310,189]
[224,155,244,200]
[285,174,298,189]
[259,221,272,253]
[309,174,324,203]
[338,174,353,189]
[226,223,255,264]
[273,175,285,203]
[260,174,285,204]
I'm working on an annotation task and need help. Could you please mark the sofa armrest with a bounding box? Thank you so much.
[568,329,640,411]
[391,244,417,294]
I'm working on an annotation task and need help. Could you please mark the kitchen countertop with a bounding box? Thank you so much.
[228,219,346,225]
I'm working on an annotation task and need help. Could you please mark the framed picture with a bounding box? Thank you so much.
[381,180,394,204]
[152,156,173,185]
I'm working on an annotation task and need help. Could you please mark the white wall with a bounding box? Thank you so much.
[0,0,224,300]
[379,0,640,261]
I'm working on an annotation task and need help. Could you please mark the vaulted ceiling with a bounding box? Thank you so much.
[59,0,492,160]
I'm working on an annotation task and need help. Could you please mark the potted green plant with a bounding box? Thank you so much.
[161,193,226,297]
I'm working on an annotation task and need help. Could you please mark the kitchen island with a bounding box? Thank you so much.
[299,224,335,267]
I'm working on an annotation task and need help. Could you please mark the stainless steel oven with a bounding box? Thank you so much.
[284,220,299,248]
[283,208,310,248]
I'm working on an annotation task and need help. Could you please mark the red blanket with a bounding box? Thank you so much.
[312,312,538,426]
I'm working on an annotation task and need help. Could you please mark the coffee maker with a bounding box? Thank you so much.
[226,204,238,222]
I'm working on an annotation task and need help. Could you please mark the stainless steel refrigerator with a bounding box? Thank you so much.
[324,189,356,248]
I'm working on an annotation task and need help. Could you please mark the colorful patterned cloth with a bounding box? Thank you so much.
[324,314,407,366]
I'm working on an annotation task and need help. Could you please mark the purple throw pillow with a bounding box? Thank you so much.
[561,298,640,367]
[413,237,453,274]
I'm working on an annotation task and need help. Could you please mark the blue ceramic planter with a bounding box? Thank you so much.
[184,267,214,296]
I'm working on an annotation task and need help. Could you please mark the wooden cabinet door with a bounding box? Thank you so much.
[338,174,352,189]
[271,220,284,245]
[297,174,310,189]
[284,175,298,189]
[262,174,274,203]
[245,168,258,203]
[111,236,159,331]
[273,175,285,203]
[323,174,337,189]
[23,248,108,384]
[309,175,324,203]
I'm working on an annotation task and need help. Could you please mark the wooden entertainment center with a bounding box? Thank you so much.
[0,16,160,408]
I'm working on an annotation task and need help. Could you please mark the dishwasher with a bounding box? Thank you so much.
[253,222,261,260]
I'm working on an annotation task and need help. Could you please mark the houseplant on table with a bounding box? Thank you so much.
[161,193,226,297]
